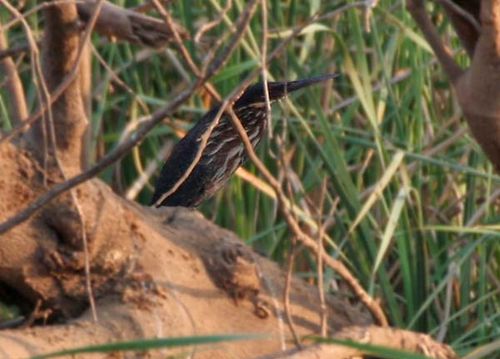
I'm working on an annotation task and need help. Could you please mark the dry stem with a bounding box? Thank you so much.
[0,21,28,125]
[227,108,388,326]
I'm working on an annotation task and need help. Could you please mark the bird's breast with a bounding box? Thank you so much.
[201,110,267,169]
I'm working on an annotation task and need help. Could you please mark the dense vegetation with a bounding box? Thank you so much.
[1,1,498,357]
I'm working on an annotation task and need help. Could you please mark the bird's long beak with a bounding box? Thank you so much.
[268,73,338,100]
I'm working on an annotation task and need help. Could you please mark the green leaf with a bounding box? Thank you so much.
[33,334,265,359]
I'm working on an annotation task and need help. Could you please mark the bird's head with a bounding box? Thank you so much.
[234,73,337,109]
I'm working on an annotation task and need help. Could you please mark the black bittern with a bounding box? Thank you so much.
[151,74,335,207]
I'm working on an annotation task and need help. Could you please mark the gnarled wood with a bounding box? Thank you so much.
[77,0,188,47]
[408,0,500,171]
[0,142,371,358]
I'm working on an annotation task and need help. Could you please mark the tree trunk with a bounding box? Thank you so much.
[0,141,371,358]
[0,1,462,358]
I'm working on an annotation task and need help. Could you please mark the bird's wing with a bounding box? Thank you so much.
[150,107,221,206]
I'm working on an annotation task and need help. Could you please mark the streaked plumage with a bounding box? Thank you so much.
[151,74,336,207]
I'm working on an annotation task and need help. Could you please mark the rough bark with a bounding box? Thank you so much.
[0,1,463,358]
[0,0,186,63]
[26,2,88,175]
[454,0,500,171]
[21,0,186,173]
[408,0,500,171]
[0,141,458,358]
[0,141,372,358]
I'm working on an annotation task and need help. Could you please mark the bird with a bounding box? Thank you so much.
[150,73,336,208]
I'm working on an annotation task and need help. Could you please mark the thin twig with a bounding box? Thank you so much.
[0,0,51,171]
[317,1,368,23]
[125,141,173,199]
[227,107,389,326]
[73,0,104,322]
[3,0,78,31]
[363,0,379,32]
[436,0,481,33]
[260,0,272,138]
[151,0,259,206]
[277,134,306,344]
[91,44,149,113]
[194,0,232,44]
[38,0,105,322]
[283,240,301,347]
[0,0,101,144]
[0,0,364,250]
[0,0,261,234]
[407,0,464,83]
[151,0,220,102]
[0,42,30,61]
[316,179,328,337]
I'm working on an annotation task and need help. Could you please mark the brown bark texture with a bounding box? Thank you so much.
[409,0,500,171]
[26,2,88,175]
[455,0,500,171]
[0,141,372,358]
[0,140,457,358]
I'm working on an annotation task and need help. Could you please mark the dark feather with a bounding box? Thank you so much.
[151,74,336,207]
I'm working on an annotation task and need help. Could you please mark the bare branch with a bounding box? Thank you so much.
[439,0,480,57]
[43,1,90,167]
[0,0,260,235]
[407,0,464,83]
[0,42,29,61]
[151,0,221,101]
[151,0,260,207]
[226,107,389,326]
[0,0,360,243]
[0,0,187,63]
[260,0,272,137]
[194,0,232,44]
[437,0,480,33]
[77,0,188,47]
[43,0,106,321]
[283,241,301,347]
[0,85,197,235]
